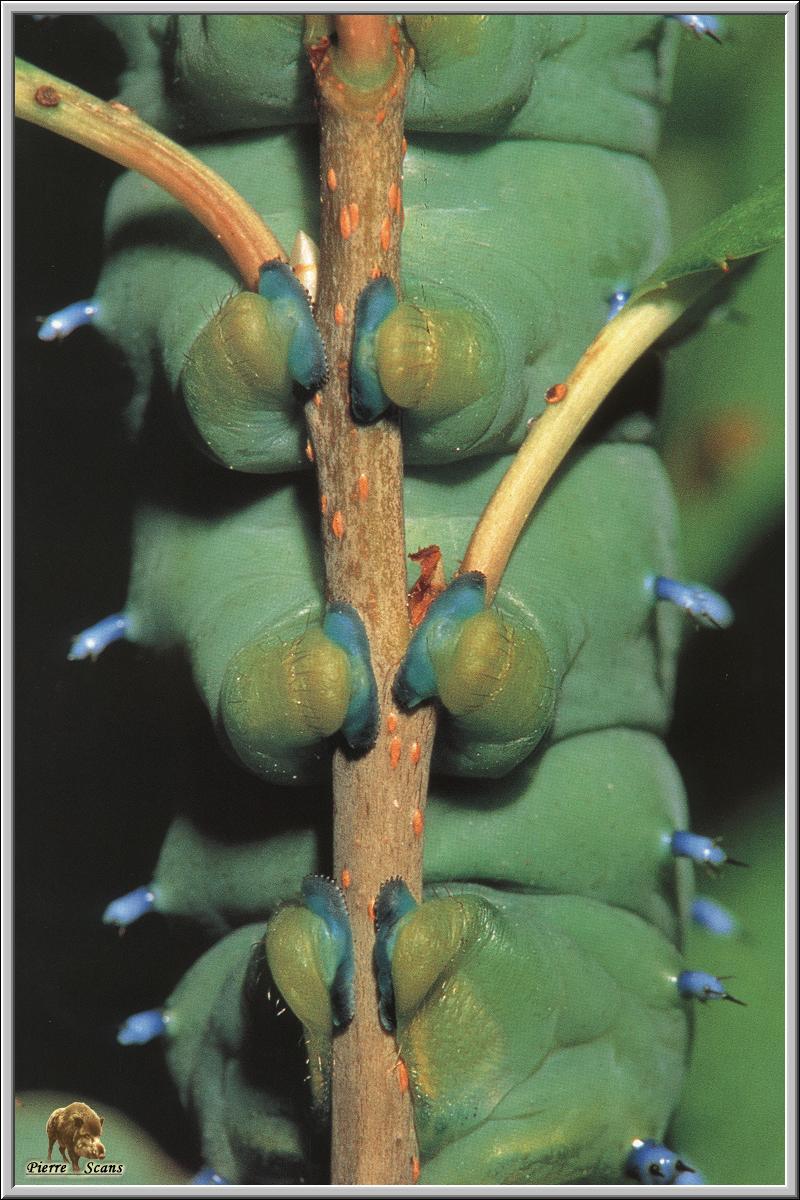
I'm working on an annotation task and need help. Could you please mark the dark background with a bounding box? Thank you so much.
[13,13,786,1177]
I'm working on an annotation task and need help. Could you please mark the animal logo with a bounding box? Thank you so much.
[45,1103,105,1174]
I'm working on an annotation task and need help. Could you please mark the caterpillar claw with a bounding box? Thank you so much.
[191,1168,229,1185]
[102,884,158,928]
[676,970,746,1006]
[117,1008,170,1046]
[322,603,379,753]
[374,878,418,1032]
[605,288,631,323]
[670,830,745,871]
[67,612,130,662]
[37,297,100,341]
[626,1139,699,1184]
[691,896,738,937]
[257,259,326,391]
[350,276,399,423]
[648,575,733,629]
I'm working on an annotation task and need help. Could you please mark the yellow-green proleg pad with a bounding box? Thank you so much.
[181,291,294,471]
[375,303,500,421]
[220,626,350,786]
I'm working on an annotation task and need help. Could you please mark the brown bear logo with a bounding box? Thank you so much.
[46,1102,106,1174]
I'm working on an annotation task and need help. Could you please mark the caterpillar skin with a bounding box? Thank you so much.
[123,442,681,785]
[51,12,709,1186]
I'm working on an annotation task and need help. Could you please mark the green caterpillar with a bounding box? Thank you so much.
[16,11,784,1188]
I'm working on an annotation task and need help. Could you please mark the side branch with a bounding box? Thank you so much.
[14,57,284,288]
[461,283,710,600]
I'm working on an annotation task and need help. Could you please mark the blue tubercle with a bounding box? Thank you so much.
[670,14,722,42]
[350,276,398,423]
[191,1168,229,1185]
[374,878,418,1032]
[676,1168,706,1184]
[394,572,486,710]
[102,884,158,928]
[37,298,100,342]
[691,895,738,937]
[626,1139,697,1184]
[648,575,733,629]
[322,603,379,752]
[301,875,354,1028]
[258,260,326,391]
[117,1008,169,1046]
[670,830,747,871]
[677,970,746,1006]
[67,612,131,661]
[605,288,631,322]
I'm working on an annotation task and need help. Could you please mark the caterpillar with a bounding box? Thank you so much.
[14,11,784,1188]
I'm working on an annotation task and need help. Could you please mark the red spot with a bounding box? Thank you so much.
[357,473,369,501]
[390,23,401,45]
[331,510,345,539]
[409,741,421,765]
[411,1157,421,1184]
[375,108,386,125]
[412,808,424,837]
[326,167,338,191]
[389,737,402,769]
[387,712,398,734]
[545,382,568,404]
[320,493,328,516]
[339,207,352,240]
[402,136,408,157]
[397,1058,410,1094]
[109,99,134,113]
[370,263,382,280]
[313,392,323,408]
[380,216,392,253]
[341,868,351,890]
[334,303,345,325]
[388,181,400,214]
[34,85,60,108]
[408,544,445,626]
[305,439,315,462]
[368,898,376,923]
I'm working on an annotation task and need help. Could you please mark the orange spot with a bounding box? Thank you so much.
[320,493,328,516]
[388,181,399,213]
[331,510,345,539]
[349,202,360,231]
[313,392,323,408]
[370,263,382,280]
[719,258,731,273]
[339,207,352,240]
[380,216,392,253]
[335,80,345,92]
[402,136,408,156]
[389,737,402,769]
[326,167,338,191]
[375,108,386,125]
[545,382,568,404]
[390,23,401,45]
[412,808,424,837]
[397,1058,409,1094]
[412,1157,420,1184]
[387,712,398,734]
[334,302,345,325]
[305,439,315,462]
[410,741,421,765]
[368,898,376,923]
[341,867,351,890]
[358,473,369,501]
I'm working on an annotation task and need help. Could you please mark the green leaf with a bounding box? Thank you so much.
[633,174,784,301]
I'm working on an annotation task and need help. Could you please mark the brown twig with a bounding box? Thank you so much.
[14,57,284,289]
[305,17,426,1185]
